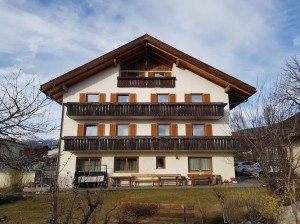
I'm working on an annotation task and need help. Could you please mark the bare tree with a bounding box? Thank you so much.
[0,71,56,170]
[278,56,300,108]
[231,79,300,222]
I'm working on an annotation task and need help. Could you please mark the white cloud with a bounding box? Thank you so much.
[0,0,299,138]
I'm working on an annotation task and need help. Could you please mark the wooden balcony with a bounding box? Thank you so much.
[66,102,227,120]
[63,136,247,152]
[117,77,176,88]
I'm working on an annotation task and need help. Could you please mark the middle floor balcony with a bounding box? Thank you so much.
[63,136,247,152]
[65,102,227,120]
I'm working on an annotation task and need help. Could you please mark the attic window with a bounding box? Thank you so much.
[154,72,165,77]
[128,72,139,78]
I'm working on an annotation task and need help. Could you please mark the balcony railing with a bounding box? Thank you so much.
[117,77,176,88]
[63,136,248,152]
[66,102,227,119]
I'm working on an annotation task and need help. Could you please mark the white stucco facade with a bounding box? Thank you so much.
[58,63,237,188]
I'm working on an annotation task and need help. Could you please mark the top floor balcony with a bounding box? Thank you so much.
[65,102,227,120]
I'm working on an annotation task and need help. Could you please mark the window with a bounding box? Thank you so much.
[191,94,203,103]
[86,94,99,102]
[77,158,101,173]
[154,72,165,77]
[192,125,204,136]
[85,125,97,136]
[157,94,169,103]
[115,157,138,172]
[117,125,129,136]
[117,95,129,102]
[128,72,139,78]
[156,157,165,169]
[188,157,212,172]
[158,125,170,136]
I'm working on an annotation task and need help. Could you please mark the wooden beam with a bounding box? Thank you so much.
[113,58,117,66]
[62,84,69,92]
[224,85,231,93]
[176,58,180,67]
[145,43,148,58]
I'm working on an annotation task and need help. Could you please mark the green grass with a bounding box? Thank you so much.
[0,187,269,224]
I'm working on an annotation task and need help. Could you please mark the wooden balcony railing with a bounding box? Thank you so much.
[63,136,247,152]
[66,102,227,119]
[117,77,176,88]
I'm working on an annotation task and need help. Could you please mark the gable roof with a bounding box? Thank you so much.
[40,34,256,109]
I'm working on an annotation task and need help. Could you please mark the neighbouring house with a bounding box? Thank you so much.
[40,34,256,188]
[0,138,35,188]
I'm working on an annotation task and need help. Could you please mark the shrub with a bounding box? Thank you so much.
[117,201,158,224]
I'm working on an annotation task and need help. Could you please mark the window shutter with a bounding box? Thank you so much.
[202,94,210,103]
[129,93,136,102]
[170,124,178,136]
[111,93,117,103]
[97,124,105,136]
[148,72,154,77]
[184,94,191,103]
[110,124,117,136]
[165,72,172,77]
[151,94,157,103]
[129,124,137,136]
[186,124,193,136]
[139,72,145,77]
[77,124,85,136]
[98,94,106,102]
[151,124,158,136]
[169,94,176,103]
[204,124,213,136]
[79,93,86,103]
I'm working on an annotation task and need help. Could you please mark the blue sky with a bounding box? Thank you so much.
[0,0,300,138]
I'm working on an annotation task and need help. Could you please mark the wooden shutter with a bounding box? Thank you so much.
[110,124,117,136]
[148,72,154,77]
[111,93,117,103]
[129,124,137,136]
[151,124,158,136]
[77,124,85,136]
[202,94,210,103]
[165,72,172,77]
[204,124,213,136]
[98,94,106,102]
[186,124,193,136]
[151,94,157,103]
[129,93,136,102]
[97,124,105,136]
[184,94,191,103]
[170,124,178,136]
[169,94,176,103]
[79,93,86,102]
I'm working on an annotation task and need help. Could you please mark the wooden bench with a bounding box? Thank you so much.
[131,174,159,186]
[187,174,215,186]
[157,174,182,186]
[120,202,195,223]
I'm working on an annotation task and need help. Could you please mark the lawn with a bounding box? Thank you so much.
[0,187,268,223]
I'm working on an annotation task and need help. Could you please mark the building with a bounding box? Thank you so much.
[40,34,256,187]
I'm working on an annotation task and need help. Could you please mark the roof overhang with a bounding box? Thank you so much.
[40,34,256,109]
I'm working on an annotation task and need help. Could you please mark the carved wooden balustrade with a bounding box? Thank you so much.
[63,136,248,152]
[66,102,227,119]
